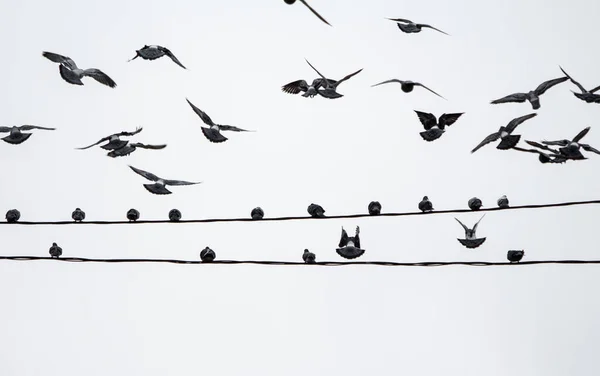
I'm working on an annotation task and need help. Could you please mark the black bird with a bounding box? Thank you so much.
[200,247,216,262]
[129,165,201,195]
[336,226,365,259]
[455,215,487,249]
[107,142,167,158]
[307,203,325,218]
[490,76,568,110]
[186,99,253,143]
[386,18,449,35]
[251,207,264,220]
[559,66,600,103]
[368,201,382,215]
[282,77,329,98]
[418,196,434,212]
[127,208,140,222]
[77,127,144,151]
[542,126,600,160]
[414,111,463,141]
[497,195,509,209]
[302,249,316,264]
[304,59,363,99]
[515,142,569,164]
[5,209,20,223]
[72,208,85,222]
[471,113,537,153]
[468,197,483,211]
[284,0,331,26]
[0,125,55,145]
[507,250,525,263]
[372,79,445,99]
[49,243,62,258]
[169,209,182,222]
[128,45,186,69]
[42,51,116,88]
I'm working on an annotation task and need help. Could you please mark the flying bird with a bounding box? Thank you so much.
[186,99,253,143]
[49,243,63,258]
[515,142,569,164]
[304,59,363,99]
[282,78,328,98]
[307,203,326,218]
[541,126,599,160]
[107,142,167,158]
[284,0,331,26]
[471,113,537,153]
[372,79,445,99]
[507,250,525,263]
[42,51,116,88]
[169,209,182,222]
[77,127,143,151]
[302,249,316,264]
[455,215,487,249]
[414,111,463,141]
[468,197,483,211]
[497,195,509,209]
[72,208,85,222]
[336,226,365,259]
[368,201,382,215]
[386,18,449,35]
[128,165,201,195]
[490,76,568,110]
[418,196,434,212]
[559,66,600,103]
[0,125,55,145]
[128,45,186,69]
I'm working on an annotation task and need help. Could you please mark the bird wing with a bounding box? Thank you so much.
[472,214,486,233]
[18,125,56,131]
[371,79,403,87]
[534,76,569,95]
[541,139,569,147]
[419,24,450,35]
[338,227,349,248]
[42,51,78,70]
[438,113,464,128]
[572,126,591,143]
[76,136,111,150]
[414,82,445,99]
[163,179,201,186]
[305,59,328,82]
[82,69,117,88]
[163,48,187,69]
[186,98,215,126]
[281,79,309,94]
[354,226,361,248]
[332,68,363,88]
[589,84,600,93]
[128,165,160,182]
[219,125,252,132]
[581,144,600,155]
[0,126,11,133]
[299,0,331,26]
[138,46,165,60]
[454,218,469,233]
[471,132,500,153]
[505,113,537,134]
[386,18,413,23]
[490,93,528,104]
[130,143,167,150]
[414,110,437,130]
[118,127,143,137]
[559,66,587,93]
[524,140,561,153]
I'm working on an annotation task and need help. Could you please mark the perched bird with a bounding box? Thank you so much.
[455,215,487,249]
[129,165,201,195]
[284,0,331,26]
[0,125,55,145]
[72,208,85,222]
[107,142,167,158]
[42,51,116,88]
[304,59,363,99]
[302,249,316,264]
[127,208,140,222]
[128,45,186,69]
[497,195,509,209]
[468,197,483,211]
[281,77,329,98]
[414,111,463,141]
[200,247,216,262]
[77,127,144,151]
[186,99,253,143]
[559,66,600,104]
[372,79,445,99]
[336,226,365,259]
[541,126,599,160]
[386,18,449,35]
[368,201,382,215]
[251,207,264,220]
[5,209,20,223]
[507,250,525,263]
[307,203,326,218]
[490,76,568,110]
[169,209,182,222]
[471,113,537,153]
[49,242,63,258]
[418,196,434,212]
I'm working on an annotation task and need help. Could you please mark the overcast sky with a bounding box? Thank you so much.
[1,0,599,375]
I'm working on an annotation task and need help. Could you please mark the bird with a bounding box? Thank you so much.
[490,76,568,110]
[515,142,570,164]
[307,203,326,218]
[42,51,116,88]
[541,127,599,160]
[169,209,182,222]
[507,250,525,263]
[200,247,216,262]
[414,111,464,141]
[107,142,167,158]
[5,209,20,223]
[284,0,331,26]
[372,79,445,99]
[281,77,329,98]
[418,196,434,212]
[128,45,186,69]
[0,125,55,145]
[128,165,201,195]
[368,201,382,215]
[303,59,363,99]
[72,208,85,222]
[559,66,600,104]
[471,113,537,153]
[386,18,449,35]
[497,195,509,209]
[251,207,264,220]
[468,197,483,211]
[49,243,63,258]
[336,226,365,259]
[455,215,487,249]
[186,99,253,143]
[302,249,316,264]
[76,127,144,151]
[127,208,140,222]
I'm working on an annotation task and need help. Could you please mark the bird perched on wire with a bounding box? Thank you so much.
[559,66,600,104]
[49,243,63,258]
[127,208,140,222]
[418,196,434,212]
[497,195,509,209]
[471,113,537,153]
[302,249,316,264]
[507,250,525,263]
[283,0,331,26]
[186,99,253,143]
[251,207,264,220]
[336,226,365,259]
[490,76,568,110]
[107,142,167,158]
[455,215,487,249]
[468,197,483,211]
[5,209,20,223]
[200,247,216,262]
[0,125,55,145]
[128,165,201,195]
[541,126,599,160]
[128,45,186,69]
[302,59,363,99]
[372,78,445,99]
[414,111,464,141]
[386,17,449,35]
[42,51,116,88]
[368,201,382,215]
[72,208,85,222]
[168,209,182,222]
[307,203,326,218]
[77,127,144,151]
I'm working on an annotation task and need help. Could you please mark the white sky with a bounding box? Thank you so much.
[1,0,599,375]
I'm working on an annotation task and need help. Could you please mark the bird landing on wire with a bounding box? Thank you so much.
[336,226,365,259]
[455,215,487,249]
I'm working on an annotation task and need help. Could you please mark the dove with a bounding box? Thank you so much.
[128,45,186,69]
[72,208,85,222]
[5,209,20,223]
[186,99,253,143]
[302,249,316,264]
[169,209,182,222]
[251,207,264,220]
[42,51,116,88]
[507,250,525,263]
[0,125,55,145]
[455,215,487,249]
[514,142,569,164]
[76,127,143,151]
[128,165,201,195]
[372,79,445,99]
[127,208,140,222]
[336,226,365,259]
[490,76,568,110]
[414,111,463,141]
[281,78,329,98]
[107,142,167,158]
[419,196,434,212]
[49,243,63,258]
[307,203,326,218]
[497,195,509,209]
[468,197,483,211]
[284,0,331,26]
[200,247,216,262]
[542,126,599,160]
[386,18,449,35]
[303,59,363,99]
[368,201,382,216]
[471,113,537,153]
[559,66,600,104]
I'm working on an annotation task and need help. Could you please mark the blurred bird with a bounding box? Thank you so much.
[127,208,140,222]
[42,51,116,88]
[251,207,264,220]
[107,142,167,158]
[303,59,363,99]
[5,209,20,223]
[372,79,445,99]
[307,203,326,218]
[169,209,182,222]
[559,66,600,103]
[302,249,316,264]
[368,201,382,215]
[200,247,216,262]
[129,165,201,195]
[186,99,253,143]
[455,215,487,249]
[284,0,331,26]
[49,242,62,258]
[336,226,365,259]
[77,127,144,151]
[0,125,55,145]
[471,113,537,153]
[281,77,329,98]
[507,250,525,263]
[414,111,463,141]
[386,18,449,35]
[468,197,483,211]
[542,126,599,160]
[515,142,569,164]
[418,196,434,212]
[128,45,186,69]
[497,195,509,209]
[72,208,85,222]
[490,76,568,110]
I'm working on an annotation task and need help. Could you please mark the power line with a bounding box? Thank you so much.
[2,199,599,226]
